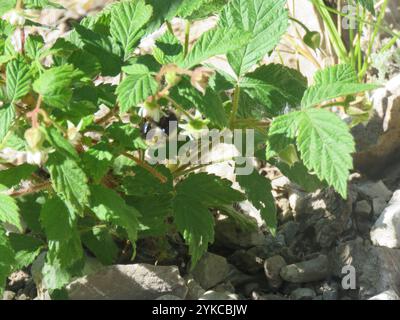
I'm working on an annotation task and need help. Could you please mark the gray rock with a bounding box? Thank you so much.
[225,264,255,287]
[212,282,235,293]
[352,76,400,177]
[264,255,287,289]
[2,290,16,300]
[66,264,188,300]
[277,198,293,222]
[214,217,266,249]
[184,276,205,300]
[370,190,400,248]
[373,197,388,216]
[228,250,263,274]
[330,239,400,299]
[290,288,316,300]
[319,282,339,300]
[368,290,400,300]
[280,221,299,246]
[7,271,29,292]
[191,253,229,290]
[252,292,288,300]
[355,200,372,218]
[156,295,183,300]
[356,181,392,201]
[198,290,240,300]
[280,255,330,283]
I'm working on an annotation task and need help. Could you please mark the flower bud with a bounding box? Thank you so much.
[303,31,321,50]
[165,71,181,87]
[24,127,45,151]
[26,150,48,166]
[2,9,25,26]
[190,67,214,95]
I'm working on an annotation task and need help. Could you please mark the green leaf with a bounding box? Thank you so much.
[0,184,23,232]
[8,233,44,270]
[269,108,355,198]
[72,24,123,77]
[175,173,245,207]
[44,127,79,161]
[89,185,140,255]
[82,142,114,184]
[33,64,77,109]
[110,0,153,59]
[240,64,307,115]
[170,78,228,127]
[122,166,173,197]
[6,56,31,103]
[106,123,147,151]
[180,27,251,69]
[153,30,184,65]
[116,65,158,112]
[220,0,288,76]
[25,34,45,60]
[46,154,90,213]
[0,164,36,188]
[0,227,15,295]
[301,64,378,109]
[40,196,83,290]
[177,0,227,20]
[0,104,16,143]
[24,0,63,9]
[296,108,355,198]
[146,0,183,34]
[236,170,277,234]
[81,226,118,265]
[173,195,214,267]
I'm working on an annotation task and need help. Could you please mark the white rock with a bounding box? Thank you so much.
[66,264,188,300]
[368,290,400,300]
[370,190,400,248]
[198,290,239,300]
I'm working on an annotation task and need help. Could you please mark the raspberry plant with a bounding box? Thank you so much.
[0,0,377,296]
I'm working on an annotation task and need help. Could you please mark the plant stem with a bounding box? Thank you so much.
[312,0,348,62]
[184,20,190,58]
[359,0,389,79]
[166,21,174,34]
[229,85,240,129]
[122,152,167,183]
[8,181,52,198]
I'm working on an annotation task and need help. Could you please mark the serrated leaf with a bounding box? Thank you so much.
[0,226,15,295]
[177,0,227,20]
[146,0,183,34]
[170,78,228,127]
[106,123,147,151]
[296,108,355,198]
[82,143,114,184]
[176,173,245,206]
[44,127,79,161]
[72,24,123,77]
[122,166,173,197]
[236,170,277,234]
[8,233,44,270]
[357,0,375,14]
[180,27,251,69]
[173,195,214,267]
[24,0,63,9]
[25,34,45,60]
[0,103,15,143]
[46,154,90,213]
[116,65,158,112]
[40,196,83,290]
[153,30,184,65]
[240,64,307,115]
[220,0,289,76]
[301,64,378,109]
[0,184,23,232]
[89,185,140,255]
[33,64,76,109]
[6,56,31,103]
[81,226,118,265]
[110,0,153,59]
